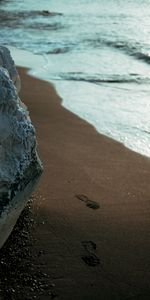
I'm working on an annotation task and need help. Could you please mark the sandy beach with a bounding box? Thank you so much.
[0,67,150,300]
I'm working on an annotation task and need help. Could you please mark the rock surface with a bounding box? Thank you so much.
[0,56,43,248]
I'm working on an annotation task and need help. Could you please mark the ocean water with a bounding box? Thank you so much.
[0,0,150,157]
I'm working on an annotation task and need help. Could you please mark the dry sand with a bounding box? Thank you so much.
[0,67,150,300]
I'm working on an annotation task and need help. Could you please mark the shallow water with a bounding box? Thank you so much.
[0,0,150,156]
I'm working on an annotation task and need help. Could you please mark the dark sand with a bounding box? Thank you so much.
[0,67,150,300]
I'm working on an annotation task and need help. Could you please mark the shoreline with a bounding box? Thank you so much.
[7,45,150,158]
[0,66,150,299]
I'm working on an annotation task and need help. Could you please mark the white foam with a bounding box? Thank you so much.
[7,46,46,69]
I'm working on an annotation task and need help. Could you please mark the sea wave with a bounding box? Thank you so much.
[49,72,150,85]
[0,9,63,27]
[45,46,73,54]
[25,22,64,30]
[85,38,150,65]
[109,41,150,65]
[1,7,150,65]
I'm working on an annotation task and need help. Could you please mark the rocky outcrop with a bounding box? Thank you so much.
[0,57,43,248]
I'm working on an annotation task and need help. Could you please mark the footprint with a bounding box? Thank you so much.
[75,194,100,210]
[81,253,100,267]
[82,240,97,252]
[81,240,100,267]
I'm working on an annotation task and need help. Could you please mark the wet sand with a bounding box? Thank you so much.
[0,67,150,300]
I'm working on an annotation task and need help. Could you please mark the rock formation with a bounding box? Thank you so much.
[0,54,43,249]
